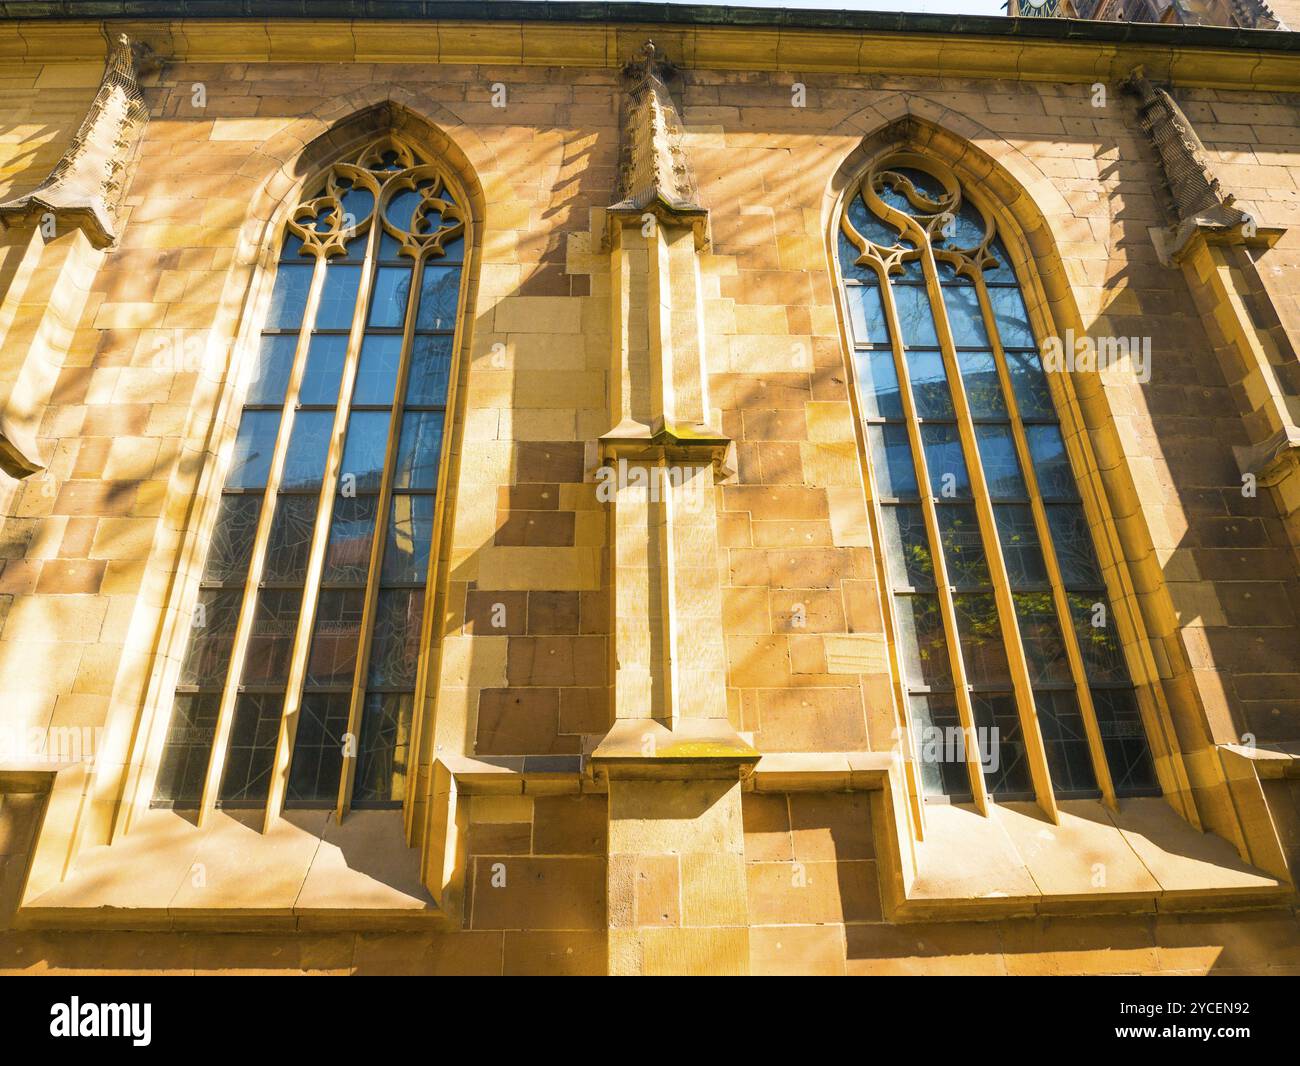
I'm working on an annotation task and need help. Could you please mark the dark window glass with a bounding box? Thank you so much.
[868,424,917,498]
[247,334,298,405]
[355,334,403,405]
[854,350,903,420]
[203,495,262,584]
[417,265,462,330]
[905,349,953,419]
[304,589,365,687]
[1005,349,1054,420]
[339,184,374,228]
[941,283,990,347]
[219,693,283,805]
[386,187,422,233]
[315,264,362,330]
[366,589,424,688]
[382,495,436,584]
[847,283,889,345]
[994,504,1048,588]
[936,504,989,588]
[892,283,939,347]
[975,424,1026,499]
[407,335,453,406]
[323,495,379,584]
[956,350,1005,419]
[920,423,969,498]
[839,229,879,282]
[987,284,1034,348]
[178,588,244,687]
[972,692,1034,797]
[1012,592,1072,685]
[226,410,280,489]
[439,235,465,262]
[353,692,415,805]
[339,410,392,493]
[392,411,445,490]
[369,265,413,328]
[938,200,986,250]
[909,693,971,800]
[848,195,903,250]
[1068,594,1129,684]
[266,263,313,329]
[1025,423,1077,500]
[1092,688,1159,795]
[153,693,220,807]
[262,495,318,583]
[280,410,335,490]
[299,334,348,406]
[895,593,953,689]
[1044,503,1103,586]
[287,692,352,804]
[1033,688,1099,795]
[240,588,303,686]
[880,504,933,589]
[953,592,1011,686]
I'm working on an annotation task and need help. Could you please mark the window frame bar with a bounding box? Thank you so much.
[334,246,428,820]
[871,253,993,815]
[261,226,384,831]
[970,273,1119,807]
[196,250,329,825]
[918,235,1061,824]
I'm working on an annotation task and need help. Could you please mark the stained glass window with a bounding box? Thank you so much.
[153,136,465,815]
[837,156,1159,807]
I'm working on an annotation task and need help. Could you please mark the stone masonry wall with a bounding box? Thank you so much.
[0,46,1298,972]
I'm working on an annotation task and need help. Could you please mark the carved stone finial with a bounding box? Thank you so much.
[0,33,156,249]
[608,40,708,247]
[1122,66,1253,260]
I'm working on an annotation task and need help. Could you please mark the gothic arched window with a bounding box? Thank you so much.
[154,136,466,815]
[837,153,1160,809]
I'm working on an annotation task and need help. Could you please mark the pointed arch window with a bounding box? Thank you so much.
[837,154,1160,811]
[153,136,466,817]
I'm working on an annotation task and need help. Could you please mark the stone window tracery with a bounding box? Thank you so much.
[153,135,466,817]
[837,153,1160,809]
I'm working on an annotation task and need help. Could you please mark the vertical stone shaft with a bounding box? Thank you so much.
[595,42,755,975]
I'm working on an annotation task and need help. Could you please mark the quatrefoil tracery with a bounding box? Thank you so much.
[286,137,465,260]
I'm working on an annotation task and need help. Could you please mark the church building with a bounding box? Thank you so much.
[0,2,1298,975]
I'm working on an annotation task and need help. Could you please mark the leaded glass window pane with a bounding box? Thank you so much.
[839,155,1160,804]
[226,411,280,489]
[202,496,262,584]
[154,135,467,811]
[880,504,933,589]
[868,424,917,498]
[905,349,954,419]
[847,283,889,345]
[853,350,903,419]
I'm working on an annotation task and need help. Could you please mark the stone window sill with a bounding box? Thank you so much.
[17,807,440,932]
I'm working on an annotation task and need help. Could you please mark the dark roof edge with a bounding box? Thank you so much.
[0,2,1296,55]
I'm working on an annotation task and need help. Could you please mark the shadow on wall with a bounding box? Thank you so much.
[1095,133,1300,756]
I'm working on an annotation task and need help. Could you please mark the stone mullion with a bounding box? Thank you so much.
[404,248,472,849]
[921,242,1059,824]
[973,275,1118,808]
[835,259,929,837]
[263,220,383,831]
[337,247,425,823]
[197,251,330,826]
[876,259,992,816]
